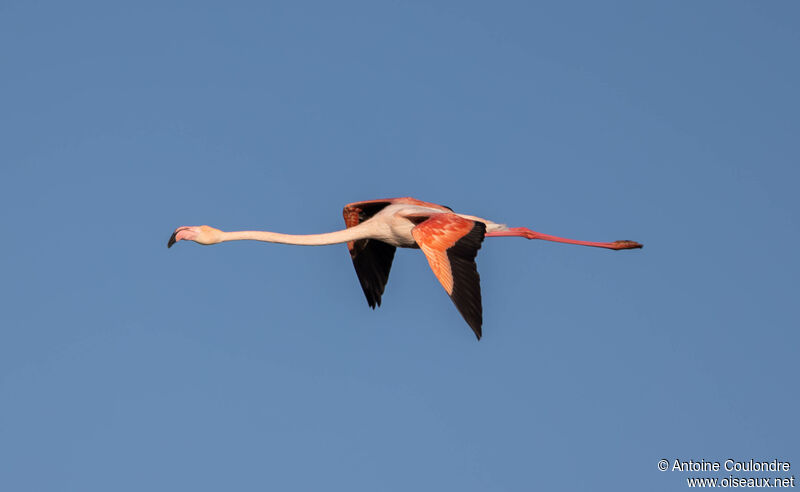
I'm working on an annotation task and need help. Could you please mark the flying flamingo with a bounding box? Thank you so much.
[167,197,642,339]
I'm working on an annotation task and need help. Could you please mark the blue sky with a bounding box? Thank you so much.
[1,1,798,490]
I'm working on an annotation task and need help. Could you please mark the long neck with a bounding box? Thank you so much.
[219,222,376,246]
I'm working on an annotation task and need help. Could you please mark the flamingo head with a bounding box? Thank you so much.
[167,225,223,248]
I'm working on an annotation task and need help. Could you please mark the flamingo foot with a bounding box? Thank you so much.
[610,240,643,250]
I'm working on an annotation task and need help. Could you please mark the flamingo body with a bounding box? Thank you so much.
[168,197,642,339]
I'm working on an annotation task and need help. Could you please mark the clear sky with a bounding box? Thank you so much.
[2,1,798,490]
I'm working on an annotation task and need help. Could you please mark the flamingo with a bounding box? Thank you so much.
[167,197,642,339]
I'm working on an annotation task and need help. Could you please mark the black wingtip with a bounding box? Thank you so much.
[446,221,485,341]
[167,231,177,248]
[468,315,482,340]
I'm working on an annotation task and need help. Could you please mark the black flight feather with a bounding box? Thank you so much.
[351,240,397,308]
[446,222,486,339]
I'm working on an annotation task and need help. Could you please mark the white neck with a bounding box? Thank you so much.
[219,221,377,246]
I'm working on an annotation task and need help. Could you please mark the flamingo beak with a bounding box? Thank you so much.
[167,227,193,248]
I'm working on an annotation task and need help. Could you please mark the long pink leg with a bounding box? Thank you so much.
[485,227,642,250]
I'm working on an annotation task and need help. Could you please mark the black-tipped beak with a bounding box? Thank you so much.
[167,231,178,248]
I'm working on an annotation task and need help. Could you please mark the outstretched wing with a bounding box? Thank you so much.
[410,213,487,339]
[343,200,396,308]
